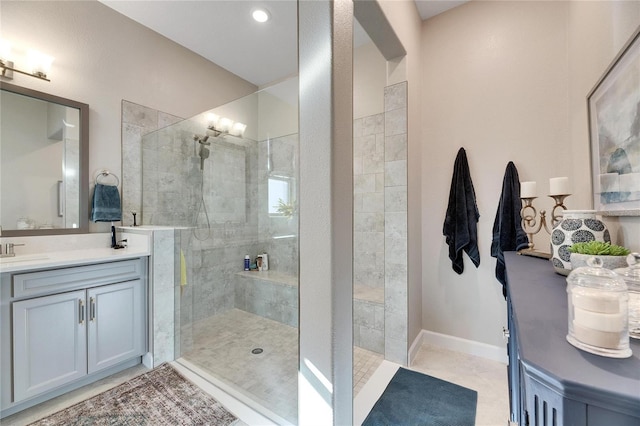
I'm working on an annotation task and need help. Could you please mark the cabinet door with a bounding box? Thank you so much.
[13,290,87,402]
[87,280,145,374]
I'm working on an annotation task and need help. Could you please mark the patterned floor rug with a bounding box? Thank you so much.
[29,364,238,426]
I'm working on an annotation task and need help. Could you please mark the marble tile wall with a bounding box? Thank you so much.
[352,82,409,360]
[354,113,385,291]
[383,82,408,365]
[353,298,385,353]
[151,228,176,366]
[121,101,182,227]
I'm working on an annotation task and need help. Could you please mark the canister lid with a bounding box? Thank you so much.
[614,253,640,291]
[566,256,628,292]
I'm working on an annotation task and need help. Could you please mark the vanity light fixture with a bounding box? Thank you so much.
[0,41,53,82]
[252,8,270,23]
[205,113,247,139]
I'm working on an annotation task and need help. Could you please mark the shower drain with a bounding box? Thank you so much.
[251,348,264,355]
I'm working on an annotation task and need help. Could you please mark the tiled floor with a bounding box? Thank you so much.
[2,312,508,426]
[410,344,510,426]
[353,346,384,395]
[181,308,384,424]
[182,309,299,423]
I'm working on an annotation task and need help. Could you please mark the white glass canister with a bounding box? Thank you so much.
[614,253,640,340]
[550,210,610,275]
[566,257,631,358]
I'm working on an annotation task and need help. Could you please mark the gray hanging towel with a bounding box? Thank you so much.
[490,162,529,298]
[443,148,480,274]
[90,183,122,222]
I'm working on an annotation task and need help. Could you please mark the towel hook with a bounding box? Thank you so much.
[95,170,120,187]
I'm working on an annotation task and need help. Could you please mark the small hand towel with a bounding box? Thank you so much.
[443,148,480,274]
[490,162,529,298]
[90,183,122,222]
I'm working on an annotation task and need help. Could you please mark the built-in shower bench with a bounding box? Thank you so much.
[234,271,298,327]
[234,271,384,353]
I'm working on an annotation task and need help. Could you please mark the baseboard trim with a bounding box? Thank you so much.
[408,331,423,366]
[410,329,508,365]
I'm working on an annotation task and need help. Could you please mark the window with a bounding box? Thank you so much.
[268,177,291,215]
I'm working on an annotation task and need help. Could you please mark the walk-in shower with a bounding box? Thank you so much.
[141,77,300,423]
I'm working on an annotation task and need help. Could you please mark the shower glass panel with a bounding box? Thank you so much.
[141,77,299,424]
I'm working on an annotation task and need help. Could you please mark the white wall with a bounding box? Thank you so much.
[420,0,640,349]
[353,41,386,119]
[1,0,256,233]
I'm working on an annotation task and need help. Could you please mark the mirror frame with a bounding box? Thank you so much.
[0,82,89,236]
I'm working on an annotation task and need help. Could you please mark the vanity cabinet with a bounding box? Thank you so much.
[12,279,145,402]
[1,257,148,417]
[505,253,640,426]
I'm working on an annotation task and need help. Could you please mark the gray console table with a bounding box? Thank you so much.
[505,252,640,426]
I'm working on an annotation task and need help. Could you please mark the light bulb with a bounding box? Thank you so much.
[231,122,247,137]
[0,40,11,64]
[252,8,270,23]
[206,113,220,129]
[28,49,54,78]
[218,117,234,133]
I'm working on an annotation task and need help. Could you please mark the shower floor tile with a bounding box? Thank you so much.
[182,309,298,423]
[181,309,383,424]
[353,346,384,396]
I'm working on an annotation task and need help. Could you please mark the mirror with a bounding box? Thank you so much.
[0,82,89,236]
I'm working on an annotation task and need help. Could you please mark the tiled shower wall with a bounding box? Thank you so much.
[352,82,408,363]
[383,82,408,365]
[122,101,298,354]
[121,101,182,227]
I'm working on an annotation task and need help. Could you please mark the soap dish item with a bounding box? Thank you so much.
[566,257,632,358]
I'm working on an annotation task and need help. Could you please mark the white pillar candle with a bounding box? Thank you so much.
[520,181,537,198]
[573,322,621,349]
[549,176,570,196]
[574,307,625,333]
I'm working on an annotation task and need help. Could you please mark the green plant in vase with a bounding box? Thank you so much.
[569,241,631,270]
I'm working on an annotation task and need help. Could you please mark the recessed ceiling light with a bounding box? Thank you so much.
[252,8,270,23]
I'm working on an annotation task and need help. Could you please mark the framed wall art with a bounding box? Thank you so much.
[588,25,640,216]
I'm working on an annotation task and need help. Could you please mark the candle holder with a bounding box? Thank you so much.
[520,194,570,257]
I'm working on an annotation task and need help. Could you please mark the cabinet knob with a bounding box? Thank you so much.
[502,327,510,339]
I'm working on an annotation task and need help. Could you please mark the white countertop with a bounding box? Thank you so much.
[0,232,151,273]
[0,246,150,273]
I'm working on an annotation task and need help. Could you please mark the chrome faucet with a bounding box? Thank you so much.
[1,243,25,258]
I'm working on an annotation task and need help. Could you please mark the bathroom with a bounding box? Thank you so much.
[1,0,640,425]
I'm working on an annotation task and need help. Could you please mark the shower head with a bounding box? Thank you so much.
[198,144,210,171]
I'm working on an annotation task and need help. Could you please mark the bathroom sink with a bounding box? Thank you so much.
[0,254,50,264]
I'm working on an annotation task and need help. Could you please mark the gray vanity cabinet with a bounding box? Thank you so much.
[1,258,148,417]
[13,290,87,402]
[87,279,145,373]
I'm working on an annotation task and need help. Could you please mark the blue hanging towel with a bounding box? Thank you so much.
[490,162,529,298]
[90,183,122,222]
[443,147,480,274]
